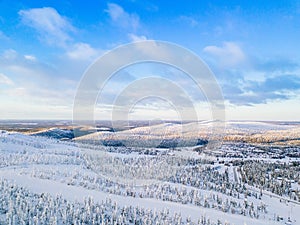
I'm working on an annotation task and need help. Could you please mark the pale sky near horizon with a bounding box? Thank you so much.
[0,1,300,121]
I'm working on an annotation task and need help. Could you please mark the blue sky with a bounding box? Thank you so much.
[0,0,300,120]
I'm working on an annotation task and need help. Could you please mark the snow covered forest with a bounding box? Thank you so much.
[0,121,300,224]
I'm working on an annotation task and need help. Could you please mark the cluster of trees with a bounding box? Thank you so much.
[1,133,48,149]
[0,152,82,168]
[0,133,81,169]
[240,160,300,201]
[223,127,300,144]
[27,162,267,219]
[0,179,229,225]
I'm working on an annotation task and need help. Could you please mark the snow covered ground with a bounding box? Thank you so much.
[0,130,299,224]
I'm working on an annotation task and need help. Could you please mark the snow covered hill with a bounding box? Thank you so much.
[29,127,75,140]
[74,121,300,147]
[0,130,299,224]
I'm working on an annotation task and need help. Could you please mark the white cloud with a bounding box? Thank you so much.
[24,55,36,61]
[0,49,43,78]
[106,3,140,30]
[19,7,75,47]
[66,42,100,60]
[203,42,246,67]
[2,49,18,60]
[0,73,14,85]
[128,33,147,42]
[19,7,102,62]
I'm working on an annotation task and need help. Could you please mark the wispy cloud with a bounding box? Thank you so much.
[66,42,100,60]
[24,55,36,61]
[19,7,101,62]
[106,3,140,31]
[203,42,246,67]
[203,42,300,106]
[0,48,74,94]
[0,30,9,40]
[0,49,49,78]
[128,33,147,42]
[223,74,300,105]
[0,73,14,85]
[254,57,298,73]
[2,49,18,60]
[250,75,300,93]
[19,7,75,47]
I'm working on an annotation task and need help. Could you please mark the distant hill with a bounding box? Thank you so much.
[30,128,74,140]
[74,121,300,147]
